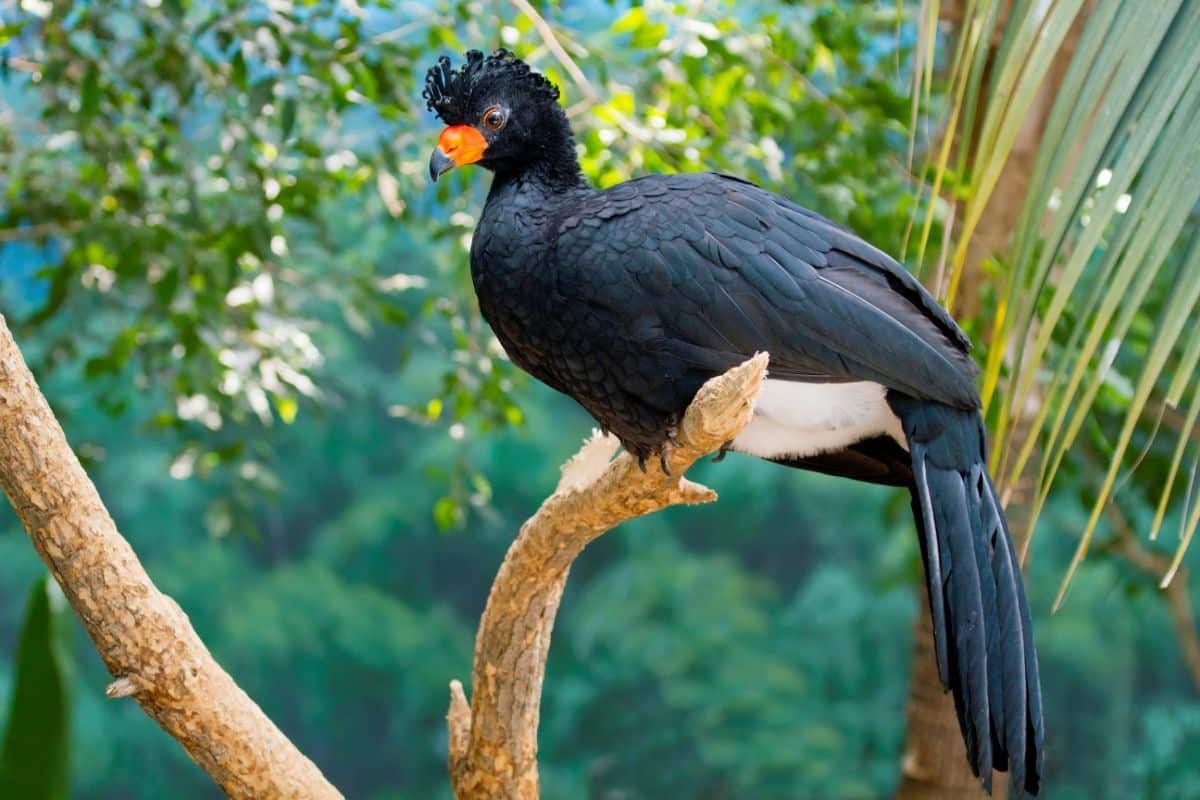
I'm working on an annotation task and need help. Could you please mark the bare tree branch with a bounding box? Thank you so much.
[446,353,769,800]
[1105,501,1200,693]
[0,314,342,800]
[0,219,85,243]
[5,57,42,74]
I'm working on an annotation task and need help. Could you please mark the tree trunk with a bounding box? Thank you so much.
[897,603,1004,798]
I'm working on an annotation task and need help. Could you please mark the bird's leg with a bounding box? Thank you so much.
[637,455,648,473]
[711,440,734,463]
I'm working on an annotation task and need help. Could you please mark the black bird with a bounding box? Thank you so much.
[424,49,1043,795]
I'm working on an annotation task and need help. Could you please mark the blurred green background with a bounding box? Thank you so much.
[2,1,1199,798]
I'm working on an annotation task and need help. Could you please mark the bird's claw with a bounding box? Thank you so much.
[658,429,682,475]
[635,428,681,475]
[712,440,734,463]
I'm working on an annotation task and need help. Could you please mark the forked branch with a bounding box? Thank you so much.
[446,353,769,800]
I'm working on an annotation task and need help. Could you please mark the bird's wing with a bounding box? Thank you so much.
[553,172,980,409]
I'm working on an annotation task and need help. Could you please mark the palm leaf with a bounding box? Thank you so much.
[914,0,1200,601]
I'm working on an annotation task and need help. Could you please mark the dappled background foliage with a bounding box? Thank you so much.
[1,1,1199,798]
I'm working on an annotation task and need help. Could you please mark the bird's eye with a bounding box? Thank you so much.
[482,107,507,131]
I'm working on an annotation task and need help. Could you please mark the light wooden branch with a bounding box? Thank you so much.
[446,353,769,800]
[0,314,342,799]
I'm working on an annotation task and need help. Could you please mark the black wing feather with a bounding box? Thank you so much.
[554,172,979,410]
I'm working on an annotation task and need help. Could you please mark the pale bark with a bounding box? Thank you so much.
[0,314,341,800]
[446,353,768,800]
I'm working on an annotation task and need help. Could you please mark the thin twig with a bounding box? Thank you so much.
[0,219,84,243]
[509,0,655,143]
[1105,500,1200,692]
[1159,393,1200,448]
[762,48,921,185]
[6,56,42,73]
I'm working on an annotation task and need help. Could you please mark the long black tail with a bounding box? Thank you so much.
[889,393,1044,796]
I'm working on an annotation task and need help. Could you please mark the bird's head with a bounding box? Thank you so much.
[423,49,573,182]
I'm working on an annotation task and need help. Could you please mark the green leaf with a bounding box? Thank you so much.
[432,496,463,530]
[231,48,247,90]
[274,395,298,424]
[0,577,73,800]
[612,7,647,34]
[280,97,297,141]
[80,64,100,118]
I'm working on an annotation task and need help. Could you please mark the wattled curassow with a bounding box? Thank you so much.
[423,49,1044,796]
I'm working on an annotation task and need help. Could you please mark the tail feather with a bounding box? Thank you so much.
[890,394,1044,797]
[982,470,1045,794]
[909,455,950,687]
[927,463,993,787]
[971,466,1008,776]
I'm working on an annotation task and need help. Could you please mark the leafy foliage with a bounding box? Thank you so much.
[0,577,72,800]
[1,2,1199,799]
[1125,704,1200,799]
[1,0,526,512]
[548,542,911,799]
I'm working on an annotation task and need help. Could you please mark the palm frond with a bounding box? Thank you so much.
[914,0,1200,604]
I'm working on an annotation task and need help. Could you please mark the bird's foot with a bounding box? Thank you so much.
[632,426,681,475]
[637,451,671,474]
[657,427,684,475]
[712,440,734,463]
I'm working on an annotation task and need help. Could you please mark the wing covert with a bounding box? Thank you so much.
[553,172,980,410]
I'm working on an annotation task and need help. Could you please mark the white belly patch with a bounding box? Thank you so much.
[732,379,907,460]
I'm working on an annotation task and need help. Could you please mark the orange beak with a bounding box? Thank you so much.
[430,125,488,181]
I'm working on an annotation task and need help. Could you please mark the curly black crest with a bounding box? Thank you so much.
[423,49,561,124]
